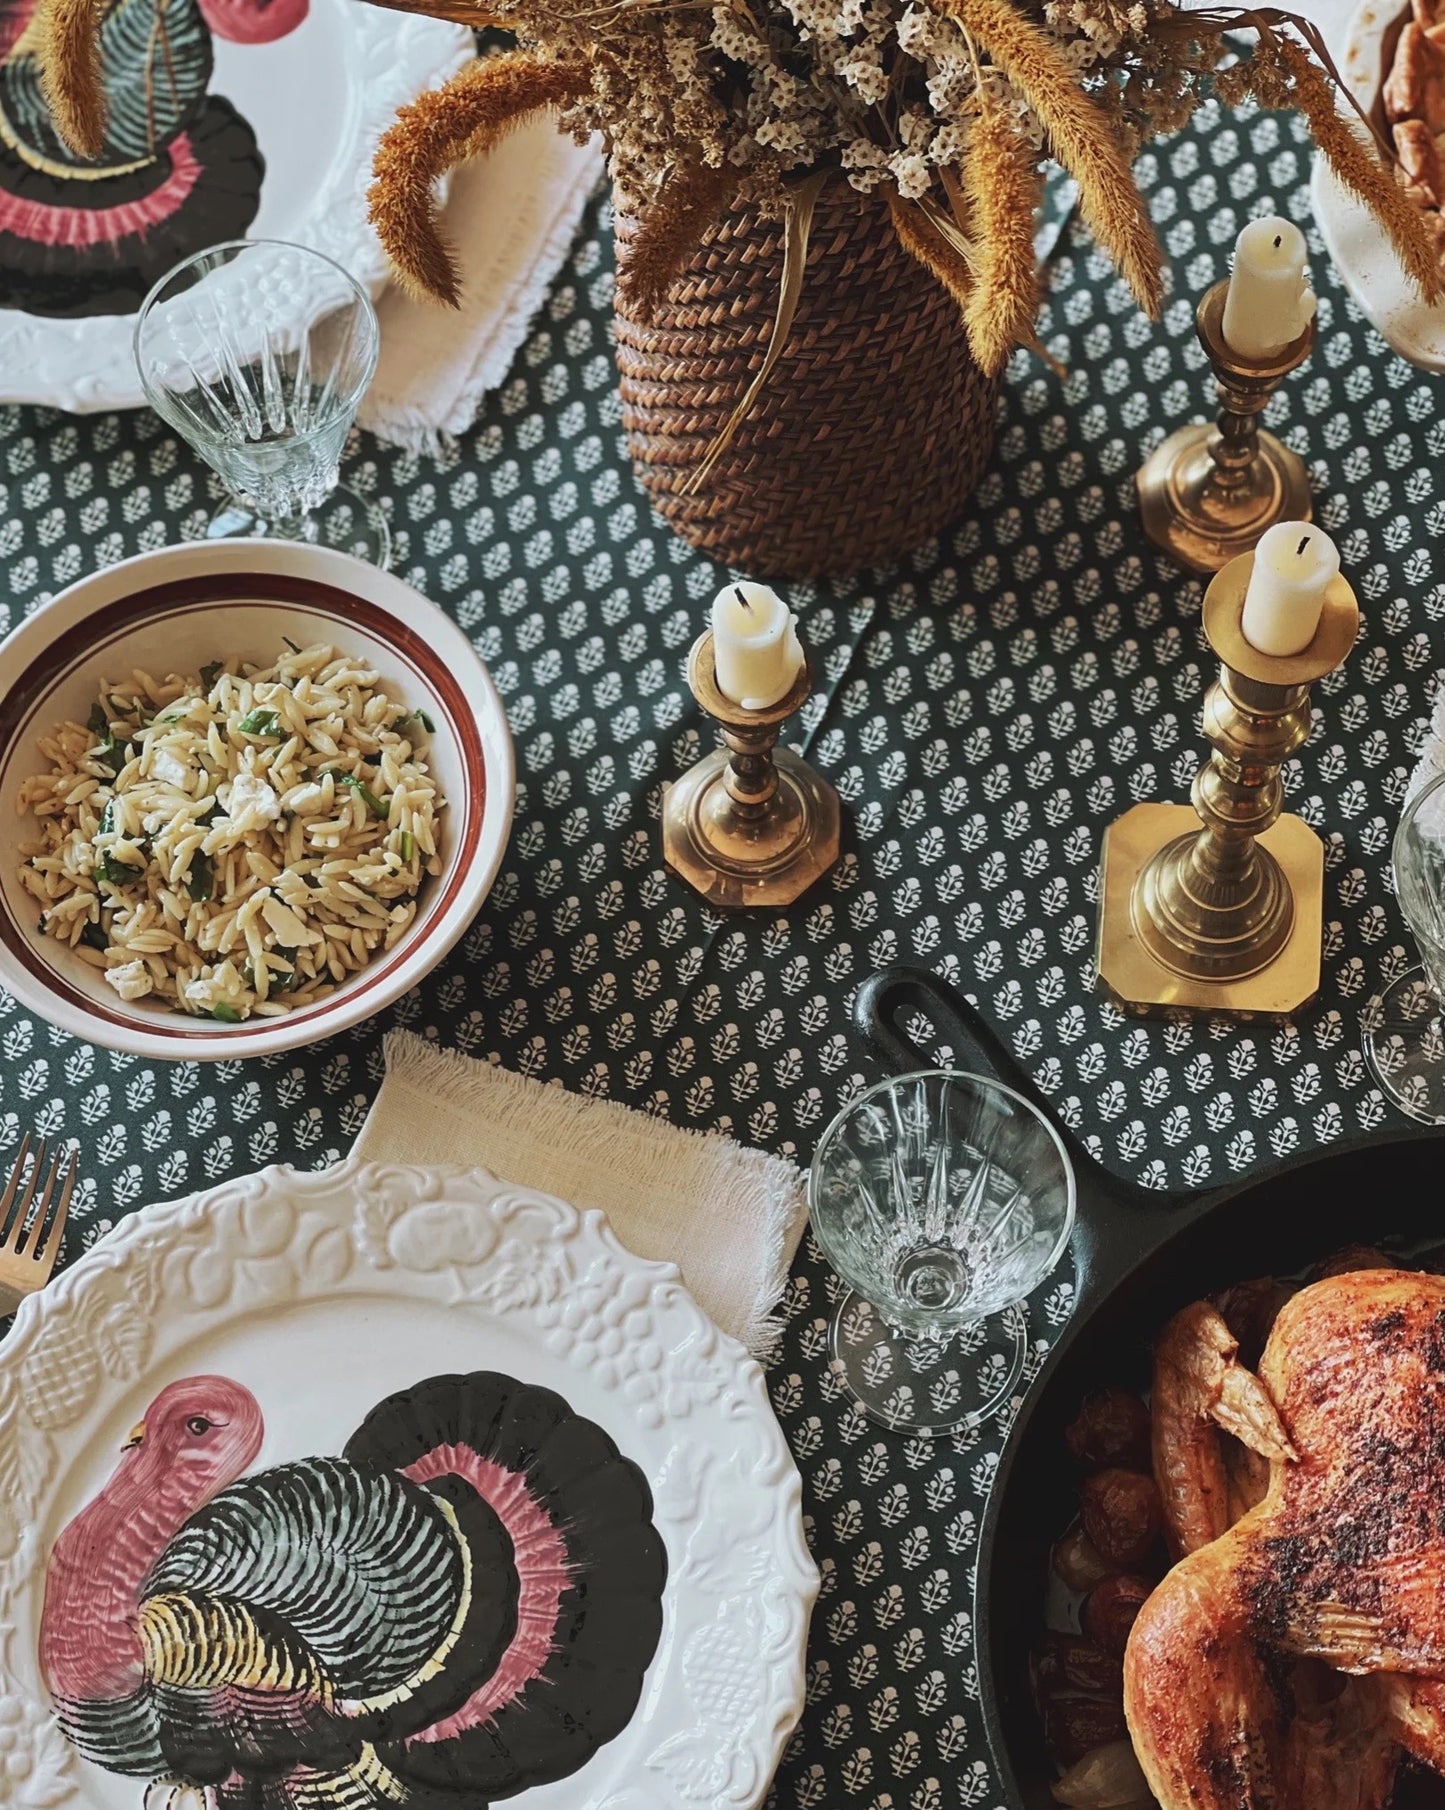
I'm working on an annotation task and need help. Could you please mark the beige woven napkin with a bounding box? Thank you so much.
[351,1030,807,1356]
[358,119,602,451]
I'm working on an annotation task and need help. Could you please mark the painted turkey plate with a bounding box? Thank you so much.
[0,1159,819,1810]
[0,0,470,410]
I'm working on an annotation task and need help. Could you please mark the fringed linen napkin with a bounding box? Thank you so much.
[359,119,602,451]
[351,1031,807,1357]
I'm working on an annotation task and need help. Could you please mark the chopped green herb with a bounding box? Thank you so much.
[196,800,222,827]
[87,703,109,738]
[156,712,181,726]
[95,731,133,777]
[282,636,301,654]
[79,921,109,952]
[187,852,214,903]
[236,708,281,737]
[395,709,436,736]
[200,661,223,692]
[400,830,415,862]
[98,799,117,837]
[326,771,388,817]
[94,851,140,887]
[210,1003,242,1024]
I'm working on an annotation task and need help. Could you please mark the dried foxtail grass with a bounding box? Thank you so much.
[369,54,591,305]
[887,189,974,317]
[1271,27,1443,302]
[615,162,737,319]
[948,0,1163,318]
[959,95,1043,374]
[36,0,107,160]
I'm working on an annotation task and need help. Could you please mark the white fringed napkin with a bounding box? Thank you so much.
[359,119,602,451]
[351,1031,807,1356]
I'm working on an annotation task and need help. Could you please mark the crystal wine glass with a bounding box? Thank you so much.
[1363,770,1445,1123]
[134,240,389,567]
[809,1069,1075,1437]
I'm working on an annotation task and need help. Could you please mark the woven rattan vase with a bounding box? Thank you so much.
[614,181,1002,580]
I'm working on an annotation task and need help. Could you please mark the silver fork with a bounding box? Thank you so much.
[0,1135,78,1316]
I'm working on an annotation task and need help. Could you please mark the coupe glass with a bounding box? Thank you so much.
[134,240,389,567]
[1363,770,1445,1123]
[809,1069,1075,1438]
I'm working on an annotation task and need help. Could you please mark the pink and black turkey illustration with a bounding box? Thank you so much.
[40,1371,668,1807]
[0,0,306,317]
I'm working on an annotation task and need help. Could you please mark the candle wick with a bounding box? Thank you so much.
[1296,535,1311,557]
[734,586,752,613]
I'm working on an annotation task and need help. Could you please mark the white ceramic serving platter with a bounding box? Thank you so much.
[1311,0,1445,367]
[0,1159,818,1810]
[0,0,470,411]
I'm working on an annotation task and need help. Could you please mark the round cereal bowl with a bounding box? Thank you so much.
[0,540,514,1061]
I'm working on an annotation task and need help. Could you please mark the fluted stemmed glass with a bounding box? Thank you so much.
[809,1070,1075,1437]
[134,240,388,567]
[1364,770,1445,1123]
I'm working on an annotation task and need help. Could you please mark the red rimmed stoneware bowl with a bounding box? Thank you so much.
[0,540,514,1061]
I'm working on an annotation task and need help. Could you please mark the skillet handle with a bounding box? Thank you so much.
[854,965,1041,1101]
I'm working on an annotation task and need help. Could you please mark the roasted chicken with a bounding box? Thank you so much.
[1125,1270,1445,1810]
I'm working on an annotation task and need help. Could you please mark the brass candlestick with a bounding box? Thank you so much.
[662,630,841,909]
[1138,280,1315,575]
[1096,552,1359,1018]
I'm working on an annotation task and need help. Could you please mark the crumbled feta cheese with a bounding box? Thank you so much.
[284,782,328,816]
[182,975,227,1012]
[224,772,282,829]
[104,960,153,1002]
[151,748,191,788]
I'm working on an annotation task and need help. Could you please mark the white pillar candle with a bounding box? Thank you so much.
[1240,522,1340,657]
[1220,216,1317,362]
[710,581,804,709]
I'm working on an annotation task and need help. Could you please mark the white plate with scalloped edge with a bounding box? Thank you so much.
[0,0,469,411]
[0,1159,817,1810]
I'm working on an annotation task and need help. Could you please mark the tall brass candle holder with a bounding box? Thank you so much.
[1137,280,1315,575]
[662,630,841,909]
[1096,551,1359,1018]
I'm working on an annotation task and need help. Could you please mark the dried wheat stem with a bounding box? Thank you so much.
[1271,30,1444,302]
[947,0,1163,317]
[616,162,736,319]
[959,96,1043,374]
[368,53,591,306]
[888,190,973,318]
[36,0,107,160]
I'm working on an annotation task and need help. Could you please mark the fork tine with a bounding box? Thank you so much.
[9,1139,48,1255]
[0,1132,31,1245]
[30,1147,76,1267]
[0,1137,43,1251]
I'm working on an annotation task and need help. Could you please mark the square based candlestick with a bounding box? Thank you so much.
[1097,525,1357,1018]
[1138,215,1317,574]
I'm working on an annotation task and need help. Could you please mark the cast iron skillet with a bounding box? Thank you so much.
[854,962,1445,1810]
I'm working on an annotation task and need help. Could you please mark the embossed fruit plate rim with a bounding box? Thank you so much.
[1311,0,1445,369]
[0,1,471,413]
[0,1158,819,1810]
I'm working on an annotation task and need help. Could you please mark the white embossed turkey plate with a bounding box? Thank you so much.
[0,0,470,411]
[0,1159,818,1810]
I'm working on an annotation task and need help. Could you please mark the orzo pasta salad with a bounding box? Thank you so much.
[16,643,445,1022]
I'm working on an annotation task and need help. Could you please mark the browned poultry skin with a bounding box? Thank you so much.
[1150,1301,1296,1561]
[1127,1272,1445,1809]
